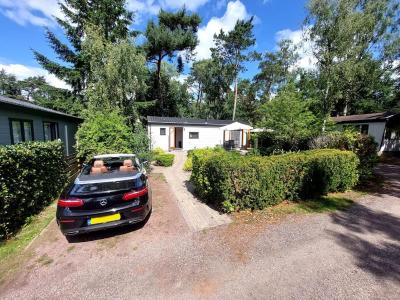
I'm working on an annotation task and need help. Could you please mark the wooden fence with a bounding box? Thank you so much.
[65,153,80,184]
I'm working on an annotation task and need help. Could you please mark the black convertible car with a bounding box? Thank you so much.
[57,154,152,236]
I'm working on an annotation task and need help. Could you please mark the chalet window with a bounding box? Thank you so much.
[9,119,34,144]
[43,122,59,141]
[160,128,166,135]
[360,124,369,135]
[189,132,199,139]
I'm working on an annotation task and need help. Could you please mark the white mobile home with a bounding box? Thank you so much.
[147,116,253,151]
[332,112,400,153]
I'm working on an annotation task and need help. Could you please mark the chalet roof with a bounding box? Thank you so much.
[147,116,249,126]
[0,95,82,121]
[332,112,397,124]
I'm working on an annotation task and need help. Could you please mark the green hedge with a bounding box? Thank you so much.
[0,141,67,239]
[183,147,226,171]
[191,149,359,212]
[155,153,175,167]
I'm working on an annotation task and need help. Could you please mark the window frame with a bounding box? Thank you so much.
[9,118,34,144]
[160,128,166,136]
[43,121,59,141]
[189,132,199,139]
[360,124,369,135]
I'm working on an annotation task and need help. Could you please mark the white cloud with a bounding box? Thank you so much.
[0,0,61,26]
[127,0,210,22]
[195,0,250,60]
[127,0,160,17]
[0,63,70,90]
[275,27,317,70]
[159,0,210,11]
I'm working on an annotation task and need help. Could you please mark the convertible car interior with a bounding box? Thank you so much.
[86,157,138,176]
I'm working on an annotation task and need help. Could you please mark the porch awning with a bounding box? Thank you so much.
[221,121,253,131]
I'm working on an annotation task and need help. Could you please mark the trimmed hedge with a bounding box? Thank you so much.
[155,153,175,167]
[183,147,226,171]
[309,131,378,181]
[191,149,359,212]
[0,141,67,239]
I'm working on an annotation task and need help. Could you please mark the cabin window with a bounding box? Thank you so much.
[189,132,199,139]
[43,122,59,141]
[160,128,166,135]
[9,119,34,144]
[360,124,369,135]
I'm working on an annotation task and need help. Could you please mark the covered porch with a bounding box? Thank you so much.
[221,122,253,150]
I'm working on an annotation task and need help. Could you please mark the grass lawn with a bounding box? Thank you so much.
[233,191,364,224]
[0,202,56,283]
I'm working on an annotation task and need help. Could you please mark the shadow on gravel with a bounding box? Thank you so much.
[65,211,151,243]
[329,196,400,280]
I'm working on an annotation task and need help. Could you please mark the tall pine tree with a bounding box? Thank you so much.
[33,0,133,97]
[143,8,201,114]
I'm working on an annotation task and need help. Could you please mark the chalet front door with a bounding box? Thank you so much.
[169,127,175,149]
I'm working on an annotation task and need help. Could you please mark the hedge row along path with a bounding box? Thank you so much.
[152,150,231,231]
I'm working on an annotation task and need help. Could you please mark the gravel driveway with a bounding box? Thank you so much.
[1,164,400,299]
[152,151,231,231]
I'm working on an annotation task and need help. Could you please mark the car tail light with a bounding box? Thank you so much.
[123,187,148,201]
[60,219,76,223]
[58,198,84,207]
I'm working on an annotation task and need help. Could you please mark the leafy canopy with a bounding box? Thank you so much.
[258,83,318,147]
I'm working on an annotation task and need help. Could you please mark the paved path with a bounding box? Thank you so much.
[152,151,231,231]
[1,164,400,299]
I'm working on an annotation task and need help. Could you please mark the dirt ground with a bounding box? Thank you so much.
[1,165,400,299]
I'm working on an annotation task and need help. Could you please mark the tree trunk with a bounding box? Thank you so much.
[322,83,330,132]
[156,54,163,114]
[232,76,238,121]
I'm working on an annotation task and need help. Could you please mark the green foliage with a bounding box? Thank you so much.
[309,130,378,181]
[257,83,318,151]
[0,141,67,239]
[211,17,256,120]
[0,69,20,97]
[183,147,226,171]
[154,153,175,167]
[187,59,232,119]
[150,147,175,167]
[305,0,399,117]
[191,149,359,212]
[75,111,149,161]
[84,26,148,121]
[143,8,201,114]
[33,0,133,95]
[254,39,299,101]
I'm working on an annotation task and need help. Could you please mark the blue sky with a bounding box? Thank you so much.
[0,0,309,88]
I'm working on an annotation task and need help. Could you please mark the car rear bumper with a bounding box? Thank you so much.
[57,202,151,236]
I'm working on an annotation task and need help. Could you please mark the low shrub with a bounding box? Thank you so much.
[155,153,175,167]
[309,130,378,181]
[191,149,359,212]
[183,147,225,171]
[0,141,67,239]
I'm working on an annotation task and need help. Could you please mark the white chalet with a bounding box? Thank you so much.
[147,116,253,151]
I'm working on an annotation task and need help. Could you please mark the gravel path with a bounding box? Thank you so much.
[152,151,231,231]
[1,164,400,299]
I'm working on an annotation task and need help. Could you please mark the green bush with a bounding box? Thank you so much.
[309,130,378,181]
[155,153,175,167]
[75,111,149,162]
[183,147,225,171]
[191,149,359,212]
[0,141,67,239]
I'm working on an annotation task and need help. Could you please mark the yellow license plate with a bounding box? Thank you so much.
[89,213,121,225]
